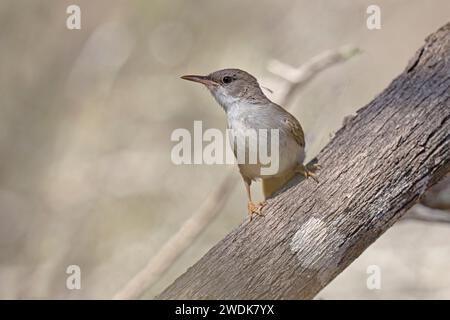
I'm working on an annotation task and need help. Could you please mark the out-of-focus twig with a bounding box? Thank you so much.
[112,45,360,300]
[420,175,450,210]
[403,175,450,223]
[404,204,450,224]
[113,173,236,300]
[268,45,361,106]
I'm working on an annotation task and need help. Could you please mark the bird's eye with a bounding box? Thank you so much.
[222,76,233,84]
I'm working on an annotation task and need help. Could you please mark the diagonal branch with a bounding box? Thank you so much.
[158,23,450,300]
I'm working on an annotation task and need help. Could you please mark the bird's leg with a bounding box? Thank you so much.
[295,163,321,183]
[243,178,266,221]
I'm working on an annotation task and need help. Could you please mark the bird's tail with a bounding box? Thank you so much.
[262,170,296,199]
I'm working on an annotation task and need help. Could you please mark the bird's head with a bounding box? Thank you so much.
[181,68,267,110]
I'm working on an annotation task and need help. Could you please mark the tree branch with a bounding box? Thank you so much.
[158,23,450,300]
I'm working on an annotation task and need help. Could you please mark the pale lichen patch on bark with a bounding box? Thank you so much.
[290,217,327,256]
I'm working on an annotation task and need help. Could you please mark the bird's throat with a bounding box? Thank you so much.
[210,88,241,112]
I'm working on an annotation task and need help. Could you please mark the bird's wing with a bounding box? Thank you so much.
[284,115,305,148]
[270,103,305,148]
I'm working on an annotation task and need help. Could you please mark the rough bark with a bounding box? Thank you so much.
[158,23,450,300]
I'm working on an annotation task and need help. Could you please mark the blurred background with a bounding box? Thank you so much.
[0,0,449,299]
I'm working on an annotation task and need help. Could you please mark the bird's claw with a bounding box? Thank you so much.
[296,163,321,183]
[247,201,266,221]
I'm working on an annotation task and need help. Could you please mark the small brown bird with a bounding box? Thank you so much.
[181,69,319,219]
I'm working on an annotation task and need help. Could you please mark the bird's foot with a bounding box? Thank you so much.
[295,163,321,183]
[247,201,266,221]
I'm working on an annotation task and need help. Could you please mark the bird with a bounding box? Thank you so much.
[181,69,319,220]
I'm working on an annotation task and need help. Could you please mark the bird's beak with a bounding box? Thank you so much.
[181,75,218,87]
